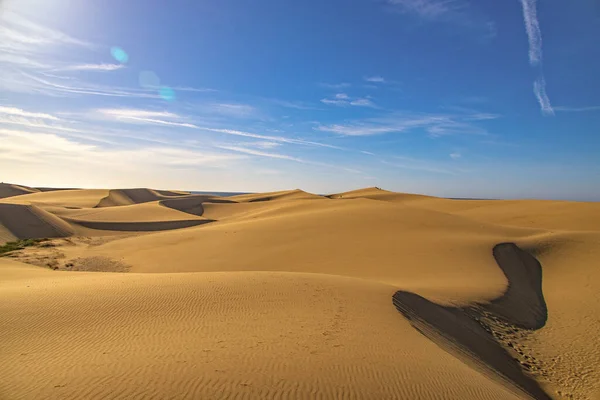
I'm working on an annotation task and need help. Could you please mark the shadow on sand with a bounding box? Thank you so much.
[393,243,551,400]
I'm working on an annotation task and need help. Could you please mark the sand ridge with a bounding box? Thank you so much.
[1,185,599,399]
[0,182,40,199]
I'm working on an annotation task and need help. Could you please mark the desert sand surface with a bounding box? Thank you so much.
[1,185,599,399]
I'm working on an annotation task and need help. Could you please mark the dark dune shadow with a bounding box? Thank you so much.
[67,219,214,232]
[160,197,236,217]
[393,243,551,400]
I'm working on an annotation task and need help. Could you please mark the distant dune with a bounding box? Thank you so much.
[1,185,599,399]
[0,182,40,199]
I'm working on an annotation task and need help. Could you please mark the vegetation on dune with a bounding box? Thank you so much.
[0,238,49,256]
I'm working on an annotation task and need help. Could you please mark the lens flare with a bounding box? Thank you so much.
[159,87,176,101]
[110,47,129,64]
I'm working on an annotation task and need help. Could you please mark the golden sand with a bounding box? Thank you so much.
[1,184,598,399]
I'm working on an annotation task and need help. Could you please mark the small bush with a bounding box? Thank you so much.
[0,238,48,256]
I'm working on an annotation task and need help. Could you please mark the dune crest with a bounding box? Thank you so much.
[393,243,550,399]
[328,186,434,202]
[228,189,324,202]
[0,183,40,199]
[0,203,74,240]
[95,188,191,207]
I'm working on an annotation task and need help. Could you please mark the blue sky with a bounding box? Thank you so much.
[1,0,599,200]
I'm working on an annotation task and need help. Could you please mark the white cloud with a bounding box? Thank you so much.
[364,76,386,83]
[554,105,600,113]
[202,127,345,150]
[450,152,462,159]
[386,0,465,19]
[97,109,179,119]
[94,108,199,128]
[519,0,543,66]
[246,141,282,149]
[218,145,362,174]
[0,128,243,168]
[321,98,349,106]
[533,76,554,116]
[217,145,303,162]
[382,159,456,175]
[94,107,345,150]
[0,11,91,75]
[350,98,377,108]
[59,63,124,72]
[0,106,60,121]
[319,82,351,89]
[0,70,159,98]
[518,1,553,117]
[317,112,490,137]
[317,124,398,136]
[321,94,377,108]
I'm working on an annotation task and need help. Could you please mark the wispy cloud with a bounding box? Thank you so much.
[216,145,303,162]
[382,159,456,175]
[350,98,377,107]
[267,99,318,110]
[554,105,600,113]
[0,13,157,100]
[59,63,124,72]
[92,107,346,150]
[217,145,362,174]
[519,0,542,66]
[0,11,91,52]
[321,98,348,106]
[96,108,198,128]
[321,93,377,108]
[0,106,60,121]
[384,0,496,40]
[364,76,386,83]
[518,0,553,117]
[0,69,159,98]
[0,11,91,74]
[533,76,554,116]
[203,127,345,150]
[0,128,243,168]
[316,111,491,137]
[450,152,462,159]
[385,0,466,19]
[319,82,351,89]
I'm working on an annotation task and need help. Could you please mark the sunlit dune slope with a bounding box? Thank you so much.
[328,186,434,202]
[228,189,324,202]
[86,198,541,303]
[96,188,192,207]
[1,185,599,399]
[0,189,110,209]
[0,259,525,400]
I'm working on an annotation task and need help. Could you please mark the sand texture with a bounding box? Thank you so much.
[1,186,599,399]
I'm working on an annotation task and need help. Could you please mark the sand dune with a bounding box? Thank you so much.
[0,203,74,240]
[228,188,324,202]
[394,243,550,400]
[0,259,526,400]
[96,188,192,207]
[1,185,599,399]
[0,182,40,199]
[328,186,433,202]
[0,189,110,209]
